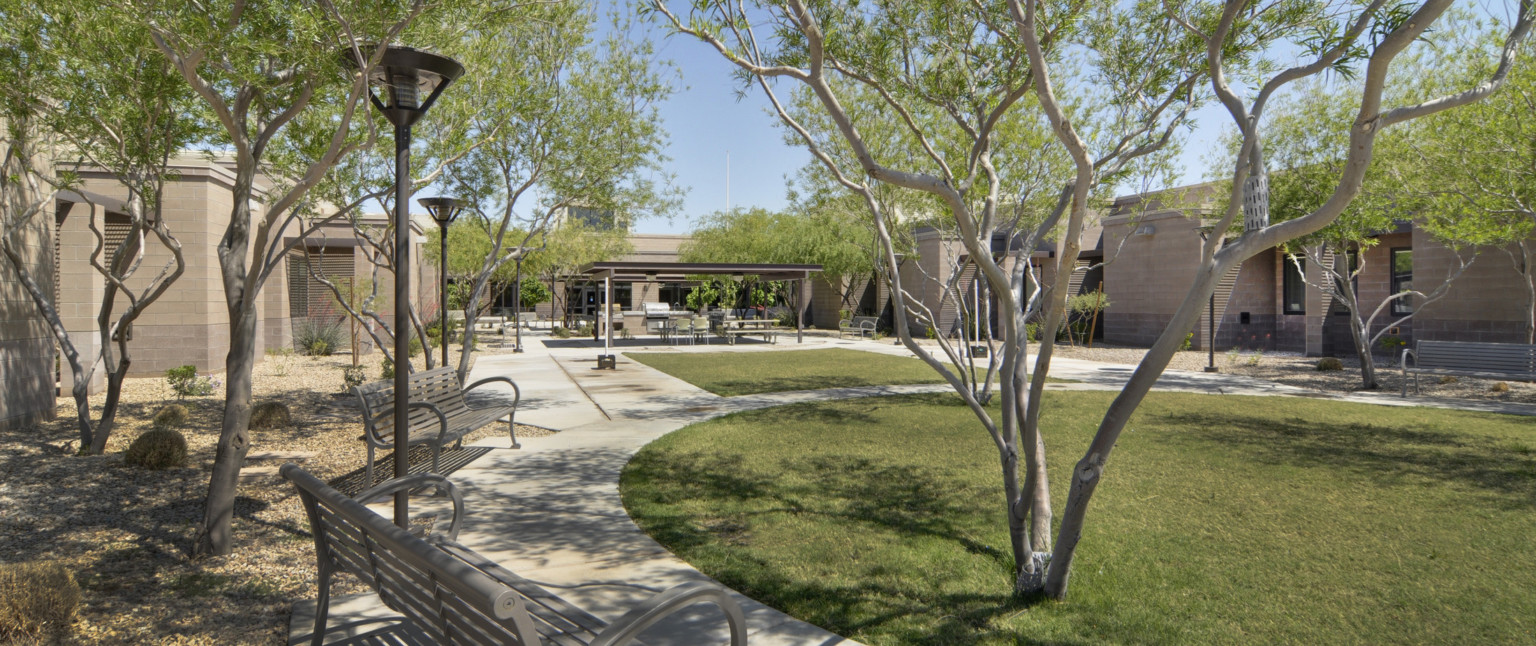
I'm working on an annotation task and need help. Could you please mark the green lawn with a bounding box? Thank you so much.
[620,392,1536,645]
[625,348,1024,396]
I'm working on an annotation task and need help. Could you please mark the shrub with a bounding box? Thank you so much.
[165,365,217,400]
[1490,381,1511,393]
[573,323,594,337]
[1315,357,1344,371]
[426,317,462,346]
[124,429,187,470]
[1246,349,1265,367]
[1227,347,1242,364]
[408,336,423,357]
[1025,322,1040,342]
[342,364,368,390]
[152,404,190,429]
[381,357,394,380]
[1378,335,1408,353]
[250,402,292,430]
[552,326,572,339]
[294,317,344,356]
[1438,375,1459,385]
[0,561,80,640]
[1180,332,1193,352]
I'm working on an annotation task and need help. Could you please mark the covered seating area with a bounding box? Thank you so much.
[575,261,822,365]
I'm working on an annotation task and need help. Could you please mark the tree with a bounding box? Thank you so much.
[134,0,493,555]
[0,0,200,454]
[649,0,1203,597]
[1233,78,1471,389]
[681,206,883,316]
[525,222,634,327]
[1045,0,1532,599]
[1403,42,1536,343]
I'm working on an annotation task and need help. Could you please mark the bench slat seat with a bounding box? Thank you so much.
[1401,340,1536,396]
[283,465,749,646]
[355,367,521,486]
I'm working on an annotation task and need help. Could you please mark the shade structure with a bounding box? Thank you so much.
[575,262,824,350]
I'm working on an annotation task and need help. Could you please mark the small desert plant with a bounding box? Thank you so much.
[1226,347,1242,364]
[925,325,937,340]
[123,429,188,470]
[1378,335,1407,353]
[552,326,572,339]
[1180,332,1193,351]
[381,357,394,379]
[574,323,594,337]
[342,364,368,390]
[294,317,344,356]
[1315,357,1344,371]
[165,365,217,399]
[0,561,81,640]
[1246,349,1265,366]
[1025,322,1040,341]
[408,336,423,357]
[250,402,292,430]
[151,404,190,429]
[1438,375,1459,385]
[1490,381,1511,393]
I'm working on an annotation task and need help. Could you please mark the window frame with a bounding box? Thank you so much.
[1282,254,1306,315]
[1390,247,1413,316]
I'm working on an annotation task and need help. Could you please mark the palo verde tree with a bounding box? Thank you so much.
[1040,0,1532,600]
[433,5,679,379]
[649,0,1204,596]
[1402,37,1536,343]
[132,0,497,555]
[0,0,202,454]
[1234,77,1472,389]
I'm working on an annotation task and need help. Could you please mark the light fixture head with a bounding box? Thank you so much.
[343,44,464,126]
[419,196,468,227]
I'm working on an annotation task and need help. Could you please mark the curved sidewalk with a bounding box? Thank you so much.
[292,337,1536,645]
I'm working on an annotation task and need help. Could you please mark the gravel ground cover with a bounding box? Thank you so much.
[0,348,542,644]
[1051,342,1536,403]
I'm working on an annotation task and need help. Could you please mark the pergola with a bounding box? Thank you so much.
[576,261,823,362]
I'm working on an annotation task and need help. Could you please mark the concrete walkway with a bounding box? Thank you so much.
[291,333,1536,646]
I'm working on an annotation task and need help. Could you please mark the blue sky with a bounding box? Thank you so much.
[627,6,1223,235]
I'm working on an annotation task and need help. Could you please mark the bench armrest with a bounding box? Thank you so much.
[463,376,521,412]
[1400,347,1417,369]
[859,320,876,330]
[354,473,466,542]
[588,582,748,646]
[364,401,450,447]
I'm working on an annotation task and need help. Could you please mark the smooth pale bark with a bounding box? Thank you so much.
[1039,0,1532,600]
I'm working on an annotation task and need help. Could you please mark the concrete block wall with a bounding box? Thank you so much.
[1412,229,1534,344]
[0,196,58,430]
[1103,211,1205,347]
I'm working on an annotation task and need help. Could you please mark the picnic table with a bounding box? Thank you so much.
[717,318,778,345]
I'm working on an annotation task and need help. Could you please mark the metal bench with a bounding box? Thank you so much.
[355,366,521,486]
[1400,340,1536,396]
[283,465,749,646]
[838,316,877,339]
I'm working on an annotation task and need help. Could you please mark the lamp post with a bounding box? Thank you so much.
[420,197,467,368]
[513,254,526,353]
[345,44,463,529]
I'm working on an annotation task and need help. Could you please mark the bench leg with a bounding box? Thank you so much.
[364,445,376,489]
[506,417,520,450]
[310,567,333,646]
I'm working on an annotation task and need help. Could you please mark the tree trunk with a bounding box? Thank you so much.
[1521,242,1535,344]
[1335,252,1377,389]
[1,241,96,450]
[87,360,131,455]
[195,305,258,556]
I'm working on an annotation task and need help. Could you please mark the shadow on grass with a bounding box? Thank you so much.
[1163,410,1536,509]
[625,448,1073,644]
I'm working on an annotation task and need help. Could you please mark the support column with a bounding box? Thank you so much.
[797,274,808,343]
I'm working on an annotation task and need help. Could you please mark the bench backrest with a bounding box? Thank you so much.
[355,367,470,444]
[1415,340,1536,376]
[853,316,878,328]
[282,464,543,645]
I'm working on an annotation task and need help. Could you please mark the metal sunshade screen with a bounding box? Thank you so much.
[288,248,355,318]
[102,212,132,254]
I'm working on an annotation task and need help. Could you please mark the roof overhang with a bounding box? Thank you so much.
[578,261,823,282]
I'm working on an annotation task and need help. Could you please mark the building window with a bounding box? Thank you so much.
[1331,250,1359,316]
[1391,248,1413,315]
[1282,255,1305,315]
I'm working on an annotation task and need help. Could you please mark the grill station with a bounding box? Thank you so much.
[641,301,692,332]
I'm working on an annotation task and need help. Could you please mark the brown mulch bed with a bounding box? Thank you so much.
[0,349,548,645]
[1052,343,1536,403]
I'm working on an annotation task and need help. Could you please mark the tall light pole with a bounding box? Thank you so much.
[513,253,525,353]
[421,197,467,369]
[345,44,463,528]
